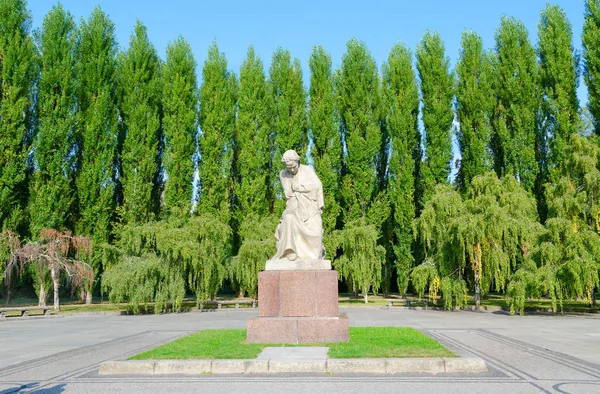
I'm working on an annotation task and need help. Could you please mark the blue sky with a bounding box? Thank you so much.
[28,0,588,103]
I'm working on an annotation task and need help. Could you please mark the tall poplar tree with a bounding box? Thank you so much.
[381,42,420,295]
[333,39,387,300]
[75,7,118,242]
[492,16,539,192]
[336,39,383,222]
[231,47,274,292]
[583,0,600,135]
[117,21,162,225]
[29,4,77,235]
[269,48,307,209]
[538,4,579,181]
[163,36,198,211]
[416,31,455,198]
[308,45,341,254]
[456,31,494,194]
[233,46,272,220]
[0,0,37,234]
[199,42,237,217]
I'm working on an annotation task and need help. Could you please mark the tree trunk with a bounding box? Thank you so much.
[474,277,481,307]
[51,265,60,312]
[593,286,597,307]
[473,243,482,308]
[363,288,368,304]
[85,289,92,305]
[38,283,47,307]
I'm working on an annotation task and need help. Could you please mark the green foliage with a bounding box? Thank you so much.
[541,218,599,301]
[416,31,455,196]
[492,16,540,192]
[116,211,231,303]
[583,0,600,135]
[117,21,163,224]
[75,6,118,243]
[538,4,579,180]
[414,184,464,277]
[29,5,77,235]
[234,46,273,220]
[0,0,37,234]
[507,134,600,314]
[309,45,341,256]
[439,277,468,310]
[336,39,383,223]
[409,262,437,299]
[456,31,494,194]
[101,254,184,314]
[415,174,540,308]
[230,213,277,297]
[163,36,198,211]
[269,48,307,211]
[457,174,539,299]
[381,42,420,294]
[332,219,385,302]
[199,41,237,217]
[185,214,231,300]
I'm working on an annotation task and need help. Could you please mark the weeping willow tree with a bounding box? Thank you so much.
[414,175,540,310]
[229,213,277,298]
[103,211,231,311]
[413,184,465,308]
[331,219,385,303]
[453,173,540,308]
[508,133,600,314]
[101,254,184,314]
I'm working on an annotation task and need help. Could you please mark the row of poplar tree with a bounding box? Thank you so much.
[1,0,600,314]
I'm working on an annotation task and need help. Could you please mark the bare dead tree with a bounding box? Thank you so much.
[3,229,93,311]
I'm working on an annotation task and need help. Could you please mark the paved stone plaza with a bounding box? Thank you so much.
[1,307,599,393]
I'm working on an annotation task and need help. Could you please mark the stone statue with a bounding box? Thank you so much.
[271,149,325,261]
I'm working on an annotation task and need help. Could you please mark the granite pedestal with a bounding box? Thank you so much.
[246,261,349,344]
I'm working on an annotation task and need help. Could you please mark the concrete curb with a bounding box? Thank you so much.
[99,357,487,375]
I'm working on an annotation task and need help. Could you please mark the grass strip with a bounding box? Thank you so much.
[128,327,456,360]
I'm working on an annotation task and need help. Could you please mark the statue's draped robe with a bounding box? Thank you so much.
[273,164,324,260]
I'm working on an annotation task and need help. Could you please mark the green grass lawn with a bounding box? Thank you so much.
[128,327,456,360]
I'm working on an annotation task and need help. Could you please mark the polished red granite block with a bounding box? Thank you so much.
[248,268,349,343]
[256,270,339,318]
[297,313,349,343]
[246,314,349,344]
[258,271,280,317]
[315,270,339,317]
[246,317,297,343]
[279,271,317,317]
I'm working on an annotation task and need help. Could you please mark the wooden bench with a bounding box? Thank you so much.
[199,300,257,309]
[0,306,52,318]
[387,298,429,309]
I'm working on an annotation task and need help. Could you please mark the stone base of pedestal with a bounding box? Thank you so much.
[246,313,349,344]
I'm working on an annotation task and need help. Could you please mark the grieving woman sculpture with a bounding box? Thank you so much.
[272,149,325,261]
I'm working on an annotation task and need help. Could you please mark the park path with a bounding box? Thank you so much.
[0,307,599,393]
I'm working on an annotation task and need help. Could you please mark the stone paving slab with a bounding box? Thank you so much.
[98,356,488,375]
[257,347,329,360]
[2,309,600,393]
